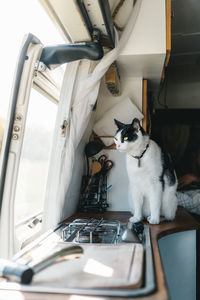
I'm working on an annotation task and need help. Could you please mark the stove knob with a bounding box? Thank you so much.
[133,222,144,235]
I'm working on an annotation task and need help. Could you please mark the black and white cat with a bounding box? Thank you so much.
[114,118,177,224]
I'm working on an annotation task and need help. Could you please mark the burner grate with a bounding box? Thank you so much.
[62,218,122,244]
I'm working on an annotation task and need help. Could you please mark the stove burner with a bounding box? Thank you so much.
[75,235,101,243]
[62,218,122,244]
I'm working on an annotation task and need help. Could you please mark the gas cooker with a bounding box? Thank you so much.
[0,218,155,298]
[61,218,144,244]
[58,217,155,297]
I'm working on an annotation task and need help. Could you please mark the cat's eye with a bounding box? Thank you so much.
[124,137,128,141]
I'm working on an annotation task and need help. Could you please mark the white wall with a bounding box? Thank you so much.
[95,77,143,122]
[120,0,166,55]
[66,74,143,215]
[94,77,143,212]
[97,149,131,212]
[117,0,166,90]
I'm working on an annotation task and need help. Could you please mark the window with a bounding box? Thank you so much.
[0,0,67,253]
[0,0,66,152]
[14,88,57,224]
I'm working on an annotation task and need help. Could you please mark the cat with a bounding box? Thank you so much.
[114,118,178,224]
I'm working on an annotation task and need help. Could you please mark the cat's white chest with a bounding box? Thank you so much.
[126,142,162,186]
[126,153,153,177]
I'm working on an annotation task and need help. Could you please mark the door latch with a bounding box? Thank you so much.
[61,120,68,137]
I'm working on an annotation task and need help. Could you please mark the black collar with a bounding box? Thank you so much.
[131,144,149,167]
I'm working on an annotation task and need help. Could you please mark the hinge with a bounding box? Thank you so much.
[34,61,47,72]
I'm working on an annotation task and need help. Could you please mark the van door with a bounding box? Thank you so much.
[0,33,61,258]
[0,31,103,258]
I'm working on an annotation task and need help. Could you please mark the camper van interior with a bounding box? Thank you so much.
[0,0,199,299]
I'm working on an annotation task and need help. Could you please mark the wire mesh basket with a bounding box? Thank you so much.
[79,174,109,213]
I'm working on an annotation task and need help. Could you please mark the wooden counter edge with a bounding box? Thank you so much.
[161,0,171,82]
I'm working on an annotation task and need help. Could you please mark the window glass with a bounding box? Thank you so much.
[14,89,57,224]
[0,0,66,155]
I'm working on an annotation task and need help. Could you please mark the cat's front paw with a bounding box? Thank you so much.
[147,216,160,225]
[129,216,142,223]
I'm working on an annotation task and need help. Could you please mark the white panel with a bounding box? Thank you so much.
[40,0,91,42]
[117,54,166,90]
[98,149,131,212]
[116,0,166,89]
[120,0,166,55]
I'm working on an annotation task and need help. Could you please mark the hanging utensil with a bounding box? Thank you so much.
[84,161,102,193]
[85,140,104,176]
[98,155,113,175]
[85,140,104,158]
[101,160,113,175]
[98,154,107,167]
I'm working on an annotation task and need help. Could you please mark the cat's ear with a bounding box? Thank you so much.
[132,118,140,132]
[114,119,125,130]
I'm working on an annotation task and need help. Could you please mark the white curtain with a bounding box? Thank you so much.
[43,0,143,230]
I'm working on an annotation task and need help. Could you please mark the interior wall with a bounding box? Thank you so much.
[94,76,143,212]
[96,149,131,212]
[95,77,143,122]
[157,64,200,109]
[64,76,143,215]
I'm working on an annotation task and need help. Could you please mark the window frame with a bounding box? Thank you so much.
[0,34,64,256]
[14,63,64,248]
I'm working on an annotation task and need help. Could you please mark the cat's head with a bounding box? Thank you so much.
[114,118,147,152]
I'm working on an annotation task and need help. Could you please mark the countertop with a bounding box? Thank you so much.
[0,207,199,300]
